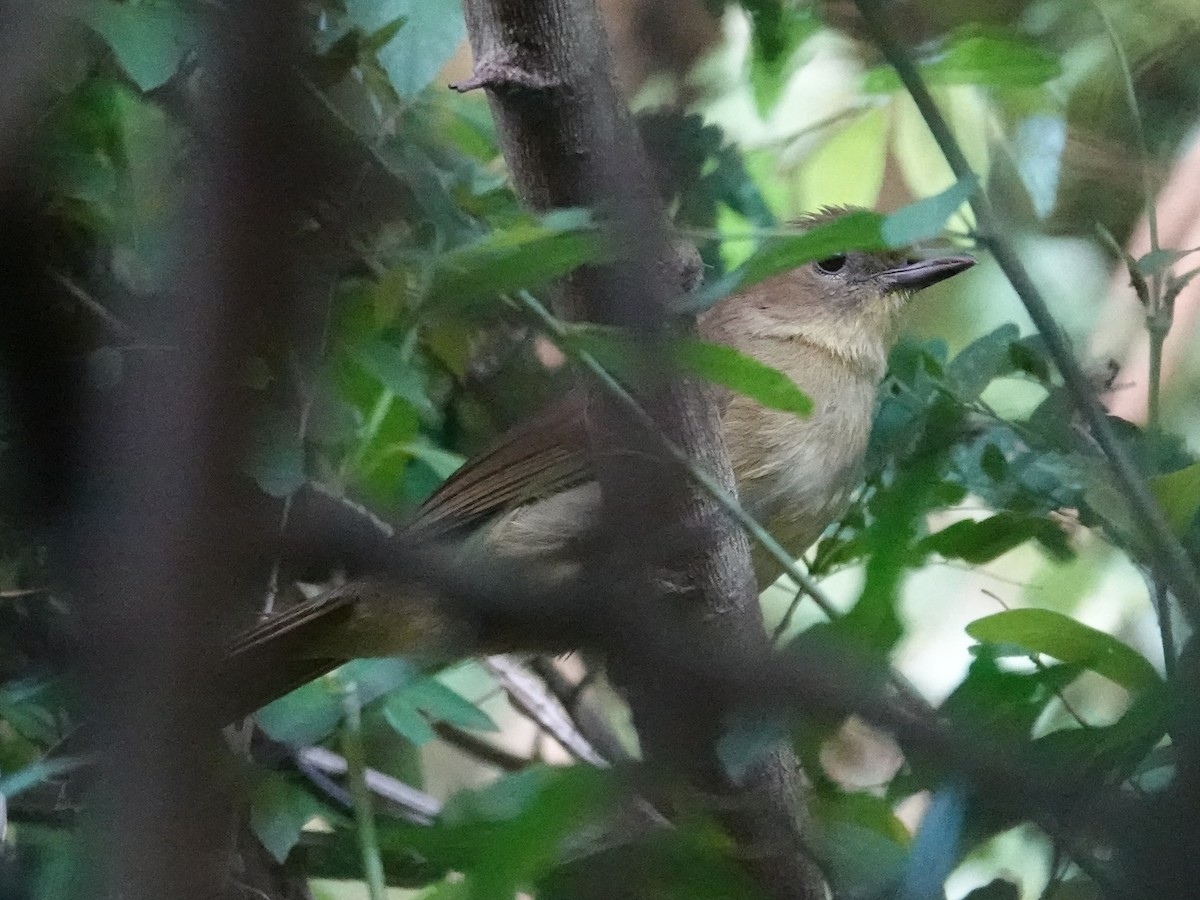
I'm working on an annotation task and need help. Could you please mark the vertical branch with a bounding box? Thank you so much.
[457,2,826,898]
[67,4,314,898]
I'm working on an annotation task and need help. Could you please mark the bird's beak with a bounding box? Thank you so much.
[881,254,975,293]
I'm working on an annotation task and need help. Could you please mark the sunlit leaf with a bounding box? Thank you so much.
[881,175,978,248]
[710,209,887,300]
[1014,115,1066,219]
[864,31,1060,92]
[675,339,813,416]
[84,0,199,92]
[345,0,465,97]
[966,609,1160,692]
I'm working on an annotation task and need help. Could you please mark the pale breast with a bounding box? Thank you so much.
[724,369,877,584]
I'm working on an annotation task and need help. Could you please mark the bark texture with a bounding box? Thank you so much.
[458,2,827,898]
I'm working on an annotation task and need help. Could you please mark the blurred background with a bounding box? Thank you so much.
[2,1,1200,898]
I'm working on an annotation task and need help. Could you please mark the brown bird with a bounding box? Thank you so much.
[223,208,974,714]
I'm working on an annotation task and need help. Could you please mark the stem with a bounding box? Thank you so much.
[1147,320,1167,430]
[1153,575,1177,680]
[852,0,1200,628]
[341,682,388,900]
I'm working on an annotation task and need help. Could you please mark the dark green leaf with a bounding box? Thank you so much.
[819,821,907,898]
[963,880,1021,900]
[365,16,408,53]
[425,209,610,309]
[881,175,978,248]
[919,512,1070,564]
[675,339,813,416]
[966,609,1160,692]
[354,339,439,421]
[945,324,1021,401]
[980,443,1008,481]
[942,651,1081,741]
[250,773,328,863]
[1150,462,1200,535]
[746,5,820,114]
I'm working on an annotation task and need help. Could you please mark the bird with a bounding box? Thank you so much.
[221,208,974,715]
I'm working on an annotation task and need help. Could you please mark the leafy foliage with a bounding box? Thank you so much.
[4,1,1200,899]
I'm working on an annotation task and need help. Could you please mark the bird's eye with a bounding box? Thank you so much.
[814,255,847,274]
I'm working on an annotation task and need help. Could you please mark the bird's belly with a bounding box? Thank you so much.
[731,406,871,585]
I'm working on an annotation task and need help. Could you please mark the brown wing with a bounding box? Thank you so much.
[217,394,596,720]
[410,391,595,538]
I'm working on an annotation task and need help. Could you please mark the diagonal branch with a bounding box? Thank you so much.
[851,0,1200,626]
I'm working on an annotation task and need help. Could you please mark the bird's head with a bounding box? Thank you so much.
[706,207,975,378]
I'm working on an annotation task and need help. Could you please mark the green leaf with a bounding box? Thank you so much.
[401,439,467,480]
[84,1,199,92]
[881,175,978,248]
[675,339,812,417]
[1150,462,1200,535]
[383,694,437,745]
[715,209,887,297]
[425,209,610,309]
[345,0,465,97]
[245,414,305,498]
[919,512,1070,563]
[746,5,821,114]
[250,773,328,863]
[941,651,1081,741]
[0,755,86,800]
[566,326,812,417]
[365,16,408,53]
[257,659,421,745]
[865,31,1060,93]
[404,678,499,733]
[354,339,438,421]
[966,609,1161,692]
[1136,246,1200,278]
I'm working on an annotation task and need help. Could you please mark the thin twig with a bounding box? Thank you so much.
[48,270,139,341]
[340,683,388,900]
[852,0,1200,629]
[528,657,635,765]
[484,655,607,766]
[298,745,441,825]
[432,722,529,772]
